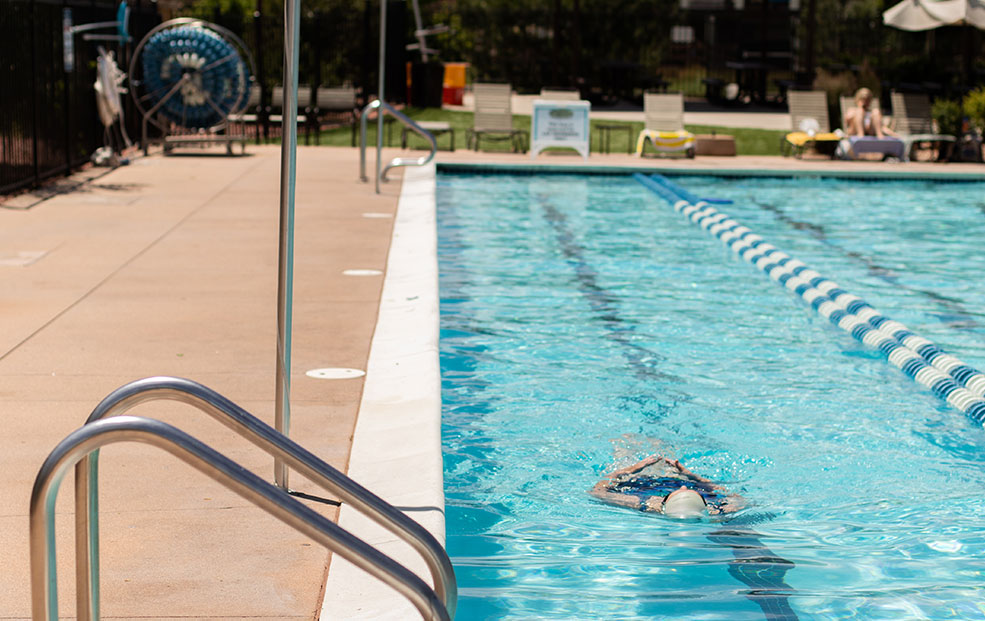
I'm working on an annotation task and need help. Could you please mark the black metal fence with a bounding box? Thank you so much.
[426,0,983,104]
[183,0,374,100]
[0,0,160,194]
[6,0,982,193]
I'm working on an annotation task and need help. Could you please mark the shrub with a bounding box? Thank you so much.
[962,87,985,133]
[932,99,963,136]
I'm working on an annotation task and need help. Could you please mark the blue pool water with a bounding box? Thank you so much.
[437,172,985,620]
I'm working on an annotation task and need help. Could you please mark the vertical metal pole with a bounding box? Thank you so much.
[274,0,301,490]
[30,0,40,187]
[375,0,386,194]
[410,0,428,62]
[63,2,72,175]
[253,0,265,144]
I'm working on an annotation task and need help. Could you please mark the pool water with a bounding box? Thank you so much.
[437,172,985,620]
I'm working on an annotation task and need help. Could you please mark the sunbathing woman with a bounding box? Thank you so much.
[589,455,745,518]
[845,87,897,138]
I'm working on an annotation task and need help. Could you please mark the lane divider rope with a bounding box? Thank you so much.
[633,172,985,424]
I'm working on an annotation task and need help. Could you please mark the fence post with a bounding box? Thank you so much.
[30,0,40,187]
[254,0,266,143]
[63,0,72,175]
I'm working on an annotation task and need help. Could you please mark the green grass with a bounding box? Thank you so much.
[289,107,787,157]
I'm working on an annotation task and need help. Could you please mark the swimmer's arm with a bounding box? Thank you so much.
[673,460,734,494]
[672,460,715,485]
[600,456,660,480]
[588,485,646,511]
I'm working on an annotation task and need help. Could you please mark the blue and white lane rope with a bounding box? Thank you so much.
[642,173,985,399]
[633,173,985,424]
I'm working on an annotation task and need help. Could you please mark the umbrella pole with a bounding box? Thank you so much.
[964,24,973,87]
[274,0,301,489]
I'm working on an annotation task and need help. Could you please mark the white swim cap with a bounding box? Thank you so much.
[662,486,707,518]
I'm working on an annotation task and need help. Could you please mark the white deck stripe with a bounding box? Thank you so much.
[320,163,445,620]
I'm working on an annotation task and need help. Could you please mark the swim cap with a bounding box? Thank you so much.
[662,486,707,518]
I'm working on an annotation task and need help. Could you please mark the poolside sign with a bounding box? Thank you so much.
[531,99,590,160]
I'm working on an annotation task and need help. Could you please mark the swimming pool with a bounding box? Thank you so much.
[437,170,985,620]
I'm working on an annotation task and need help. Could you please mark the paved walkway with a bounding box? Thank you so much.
[2,143,983,620]
[0,146,405,620]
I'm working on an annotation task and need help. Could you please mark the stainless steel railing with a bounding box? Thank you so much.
[359,100,438,193]
[31,416,451,621]
[69,376,456,621]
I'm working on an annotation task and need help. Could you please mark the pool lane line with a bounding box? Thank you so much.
[750,199,978,331]
[643,172,985,418]
[634,173,985,424]
[540,190,799,620]
[721,225,985,405]
[645,173,983,375]
[539,198,683,386]
[643,172,985,399]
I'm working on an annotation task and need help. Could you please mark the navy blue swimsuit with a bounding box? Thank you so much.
[610,475,725,510]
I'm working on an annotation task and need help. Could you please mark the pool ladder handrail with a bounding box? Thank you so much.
[73,377,456,620]
[61,377,456,621]
[31,416,451,621]
[359,99,437,193]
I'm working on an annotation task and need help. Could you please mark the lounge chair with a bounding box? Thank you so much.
[467,83,528,152]
[835,94,906,161]
[890,91,956,161]
[635,92,695,158]
[268,85,315,143]
[782,90,841,157]
[315,86,358,146]
[539,87,581,100]
[227,84,263,139]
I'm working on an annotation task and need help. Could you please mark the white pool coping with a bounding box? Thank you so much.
[319,163,444,620]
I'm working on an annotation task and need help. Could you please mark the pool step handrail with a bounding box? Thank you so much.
[359,99,437,193]
[31,416,450,621]
[70,376,456,621]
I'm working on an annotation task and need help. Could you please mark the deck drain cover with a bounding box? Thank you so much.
[306,367,366,380]
[0,250,47,267]
[343,269,382,276]
[362,212,393,218]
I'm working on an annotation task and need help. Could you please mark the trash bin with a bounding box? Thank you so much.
[410,62,445,108]
[443,62,467,106]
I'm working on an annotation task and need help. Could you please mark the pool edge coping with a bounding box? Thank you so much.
[320,163,444,620]
[436,160,985,181]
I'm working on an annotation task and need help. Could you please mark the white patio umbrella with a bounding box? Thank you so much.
[883,0,985,30]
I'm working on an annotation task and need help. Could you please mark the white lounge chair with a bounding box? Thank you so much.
[315,86,358,145]
[891,91,956,161]
[782,90,841,157]
[635,92,694,158]
[467,83,528,152]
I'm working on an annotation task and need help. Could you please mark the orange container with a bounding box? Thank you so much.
[442,62,468,106]
[443,62,467,88]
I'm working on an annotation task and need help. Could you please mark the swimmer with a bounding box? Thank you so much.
[589,456,744,518]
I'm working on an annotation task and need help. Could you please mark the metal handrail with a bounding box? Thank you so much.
[359,100,438,193]
[31,416,450,621]
[72,377,457,621]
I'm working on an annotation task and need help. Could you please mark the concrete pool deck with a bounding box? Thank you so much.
[1,144,983,620]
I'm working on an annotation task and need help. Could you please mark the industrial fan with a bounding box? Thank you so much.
[129,18,255,154]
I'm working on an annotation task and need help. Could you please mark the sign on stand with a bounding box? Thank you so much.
[530,99,590,160]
